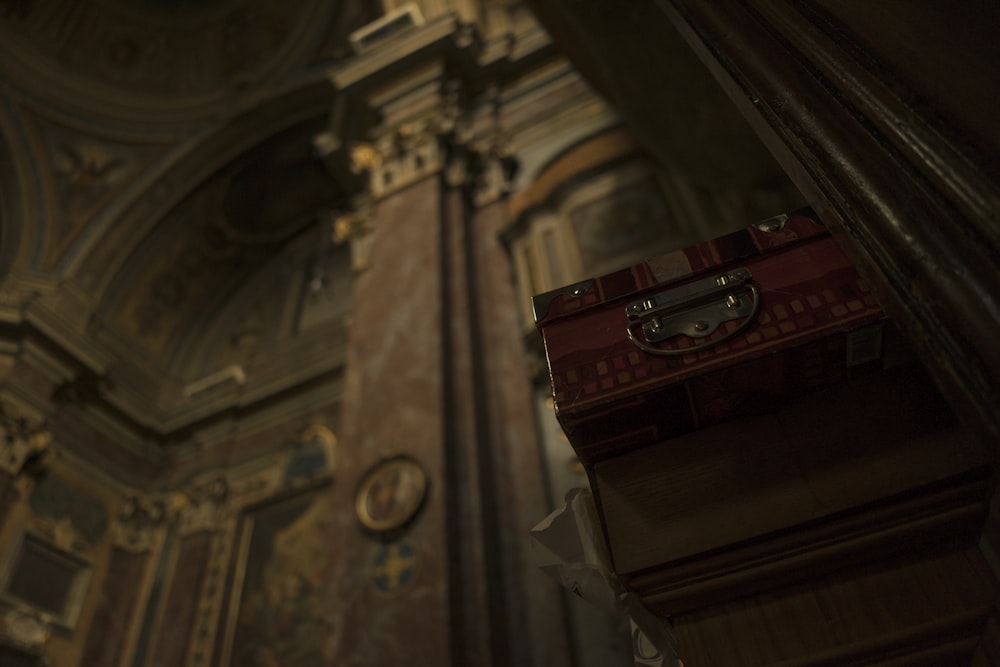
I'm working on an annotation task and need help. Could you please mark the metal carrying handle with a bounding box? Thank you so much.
[626,284,759,356]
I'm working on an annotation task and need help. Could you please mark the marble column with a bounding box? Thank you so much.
[329,74,571,665]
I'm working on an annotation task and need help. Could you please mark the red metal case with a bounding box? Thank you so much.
[533,215,885,465]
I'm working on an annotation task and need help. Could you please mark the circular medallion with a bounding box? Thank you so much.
[355,456,427,534]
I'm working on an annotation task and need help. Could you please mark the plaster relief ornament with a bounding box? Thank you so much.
[3,608,50,648]
[349,142,382,173]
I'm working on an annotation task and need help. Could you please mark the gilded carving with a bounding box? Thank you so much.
[328,200,376,273]
[349,143,383,173]
[350,116,450,200]
[343,79,518,207]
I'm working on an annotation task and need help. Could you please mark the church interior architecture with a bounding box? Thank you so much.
[0,1,998,665]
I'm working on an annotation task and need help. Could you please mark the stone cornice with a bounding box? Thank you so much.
[0,295,347,455]
[316,13,556,201]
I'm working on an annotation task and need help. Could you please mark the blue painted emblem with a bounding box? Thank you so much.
[371,541,418,595]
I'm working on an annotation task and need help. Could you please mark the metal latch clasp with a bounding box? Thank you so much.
[625,268,759,356]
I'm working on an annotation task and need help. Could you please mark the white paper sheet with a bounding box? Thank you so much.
[530,488,684,667]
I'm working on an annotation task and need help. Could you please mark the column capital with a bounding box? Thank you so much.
[349,111,459,200]
[112,494,175,553]
[177,476,232,535]
[467,132,519,207]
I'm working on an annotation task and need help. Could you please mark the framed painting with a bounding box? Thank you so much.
[219,481,334,666]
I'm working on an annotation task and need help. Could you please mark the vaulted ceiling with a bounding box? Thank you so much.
[0,0,383,395]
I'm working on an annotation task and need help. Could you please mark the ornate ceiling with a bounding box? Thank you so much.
[0,0,376,115]
[0,0,383,390]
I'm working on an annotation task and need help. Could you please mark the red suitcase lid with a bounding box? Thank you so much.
[533,213,826,327]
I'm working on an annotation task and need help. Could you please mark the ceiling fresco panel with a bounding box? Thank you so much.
[21,112,167,271]
[98,118,348,367]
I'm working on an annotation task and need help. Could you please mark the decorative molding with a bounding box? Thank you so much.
[186,527,235,667]
[182,365,247,399]
[343,91,518,209]
[349,4,426,54]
